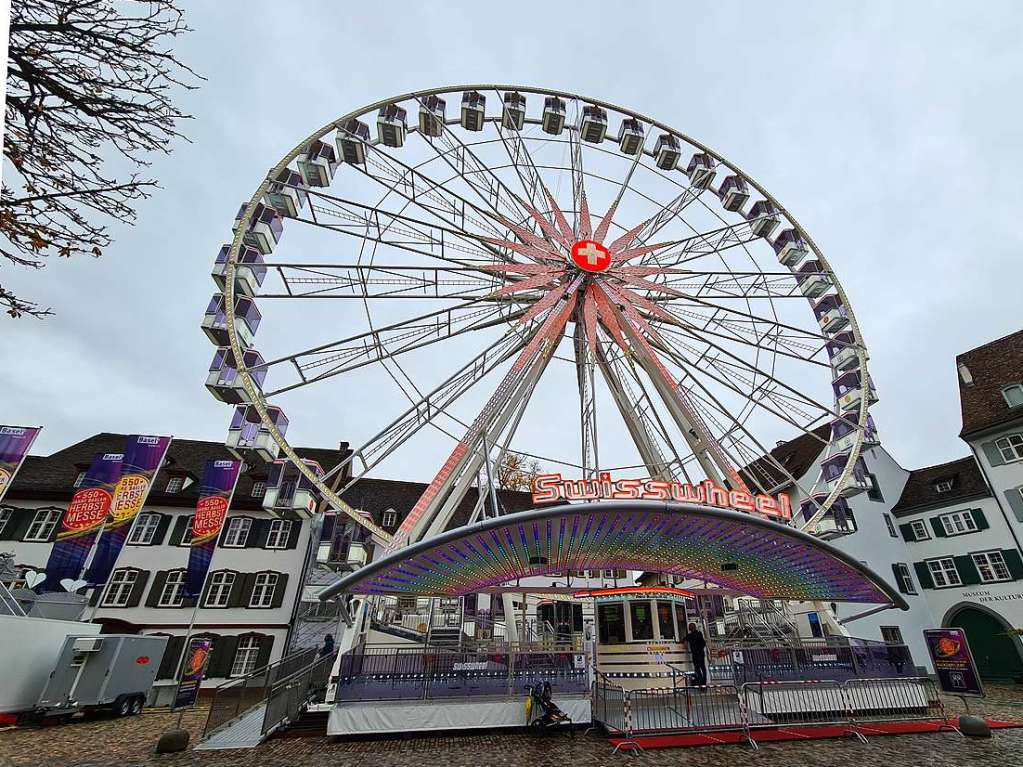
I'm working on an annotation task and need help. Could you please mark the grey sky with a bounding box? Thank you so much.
[4,1,1023,480]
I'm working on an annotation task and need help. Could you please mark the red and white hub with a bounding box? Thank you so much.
[570,239,611,273]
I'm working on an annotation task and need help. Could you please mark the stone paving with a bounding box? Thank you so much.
[1,685,1021,767]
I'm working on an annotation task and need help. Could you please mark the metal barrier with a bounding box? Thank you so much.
[261,651,335,737]
[741,679,861,744]
[722,640,915,684]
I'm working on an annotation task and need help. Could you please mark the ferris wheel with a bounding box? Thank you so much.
[202,85,878,547]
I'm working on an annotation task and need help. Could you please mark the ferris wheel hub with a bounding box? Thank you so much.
[570,239,611,273]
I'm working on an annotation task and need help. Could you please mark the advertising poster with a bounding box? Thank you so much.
[0,425,41,503]
[174,637,214,708]
[923,628,984,697]
[184,459,243,598]
[40,452,124,592]
[86,435,172,586]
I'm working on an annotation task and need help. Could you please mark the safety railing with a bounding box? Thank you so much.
[712,639,915,684]
[261,651,336,737]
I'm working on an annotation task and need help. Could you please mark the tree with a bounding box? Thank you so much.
[2,0,201,318]
[495,451,543,492]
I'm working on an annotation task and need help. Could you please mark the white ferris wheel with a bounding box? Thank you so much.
[203,85,878,548]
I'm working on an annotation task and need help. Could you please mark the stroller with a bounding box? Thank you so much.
[524,680,572,734]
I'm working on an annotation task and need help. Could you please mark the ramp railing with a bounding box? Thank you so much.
[260,651,336,737]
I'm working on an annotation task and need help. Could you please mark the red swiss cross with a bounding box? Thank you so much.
[570,239,611,273]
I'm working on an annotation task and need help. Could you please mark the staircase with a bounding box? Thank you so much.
[427,624,463,649]
[723,600,799,644]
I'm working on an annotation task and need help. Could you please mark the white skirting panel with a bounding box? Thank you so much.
[328,696,591,736]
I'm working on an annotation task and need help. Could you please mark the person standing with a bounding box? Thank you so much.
[320,633,335,658]
[684,622,707,686]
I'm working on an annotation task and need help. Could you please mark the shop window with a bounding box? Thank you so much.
[630,601,654,641]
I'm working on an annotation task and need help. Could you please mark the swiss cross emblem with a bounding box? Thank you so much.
[570,240,611,273]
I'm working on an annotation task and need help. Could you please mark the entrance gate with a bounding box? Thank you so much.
[948,605,1023,680]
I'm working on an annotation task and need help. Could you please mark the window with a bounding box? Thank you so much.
[127,513,161,545]
[909,520,931,540]
[230,635,261,677]
[630,601,654,641]
[880,626,904,645]
[165,476,185,493]
[73,471,86,488]
[656,601,675,640]
[1002,384,1023,409]
[158,571,186,607]
[598,602,626,644]
[972,551,1011,583]
[102,569,139,607]
[866,473,884,502]
[250,481,266,498]
[179,515,195,546]
[934,478,954,493]
[381,510,397,528]
[24,508,61,541]
[205,571,236,607]
[927,558,961,588]
[249,573,279,608]
[940,511,978,536]
[995,434,1023,463]
[0,508,11,535]
[892,563,917,594]
[265,519,291,549]
[222,517,251,547]
[883,514,898,538]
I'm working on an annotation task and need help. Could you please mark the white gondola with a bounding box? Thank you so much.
[814,294,850,334]
[201,294,261,349]
[262,459,324,520]
[265,168,307,218]
[796,260,830,299]
[233,203,283,255]
[654,133,681,170]
[542,96,566,135]
[211,244,266,298]
[746,200,780,238]
[827,333,862,372]
[502,91,526,130]
[799,494,856,538]
[346,541,368,567]
[686,153,716,189]
[335,118,370,165]
[580,105,607,143]
[822,454,871,497]
[418,95,446,138]
[460,91,486,131]
[297,140,338,188]
[206,347,265,404]
[377,104,408,148]
[718,175,750,212]
[772,227,809,268]
[225,404,287,463]
[617,118,644,155]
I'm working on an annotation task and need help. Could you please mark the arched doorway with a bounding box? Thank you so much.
[945,604,1023,681]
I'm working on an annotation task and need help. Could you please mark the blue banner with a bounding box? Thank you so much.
[185,459,243,598]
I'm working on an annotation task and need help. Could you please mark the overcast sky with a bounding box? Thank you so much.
[4,1,1022,479]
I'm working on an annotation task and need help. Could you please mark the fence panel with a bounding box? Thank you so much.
[843,677,944,723]
[741,679,854,731]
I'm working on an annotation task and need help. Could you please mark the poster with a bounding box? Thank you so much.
[0,425,41,503]
[174,637,214,708]
[86,435,172,586]
[40,452,123,592]
[923,628,984,697]
[184,459,243,598]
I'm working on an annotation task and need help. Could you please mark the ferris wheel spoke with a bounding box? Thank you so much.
[258,263,504,300]
[573,321,599,479]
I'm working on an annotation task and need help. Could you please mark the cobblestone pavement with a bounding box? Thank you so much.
[1,686,1021,767]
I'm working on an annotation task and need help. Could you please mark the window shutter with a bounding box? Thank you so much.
[1003,549,1023,580]
[912,562,934,590]
[152,514,172,546]
[898,523,916,542]
[206,634,235,679]
[971,509,990,530]
[1004,489,1023,523]
[270,573,289,608]
[286,520,302,549]
[953,555,981,585]
[146,571,169,608]
[929,517,947,538]
[126,570,151,607]
[0,509,32,541]
[890,564,905,592]
[248,519,270,549]
[170,515,189,546]
[88,586,103,607]
[157,635,186,680]
[255,634,274,670]
[981,441,1006,467]
[230,572,255,608]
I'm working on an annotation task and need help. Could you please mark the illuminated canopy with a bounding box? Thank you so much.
[319,501,907,609]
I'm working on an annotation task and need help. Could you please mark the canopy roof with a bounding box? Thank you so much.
[319,501,907,609]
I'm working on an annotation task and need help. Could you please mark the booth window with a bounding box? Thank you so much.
[656,601,675,640]
[630,601,654,641]
[597,602,626,644]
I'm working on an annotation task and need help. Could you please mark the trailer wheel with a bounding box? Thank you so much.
[130,696,144,716]
[114,696,132,718]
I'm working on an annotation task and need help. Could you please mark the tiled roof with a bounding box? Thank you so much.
[4,432,351,511]
[890,456,990,517]
[739,423,831,492]
[958,329,1023,438]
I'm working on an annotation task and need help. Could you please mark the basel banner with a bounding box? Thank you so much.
[923,628,984,697]
[174,637,214,709]
[0,425,41,503]
[185,459,243,599]
[86,435,172,586]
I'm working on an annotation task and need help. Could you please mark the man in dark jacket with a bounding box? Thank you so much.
[684,623,707,686]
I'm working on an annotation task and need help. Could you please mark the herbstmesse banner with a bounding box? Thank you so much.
[0,425,41,503]
[86,435,172,586]
[40,451,124,592]
[184,459,243,599]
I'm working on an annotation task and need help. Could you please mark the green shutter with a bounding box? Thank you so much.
[1004,488,1023,523]
[930,517,948,538]
[981,441,1006,466]
[971,508,989,530]
[1003,549,1023,580]
[899,523,916,542]
[953,555,981,585]
[912,562,934,590]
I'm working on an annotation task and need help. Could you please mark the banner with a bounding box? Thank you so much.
[174,637,213,708]
[40,451,124,592]
[923,628,984,697]
[0,425,41,503]
[86,435,172,586]
[184,459,243,599]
